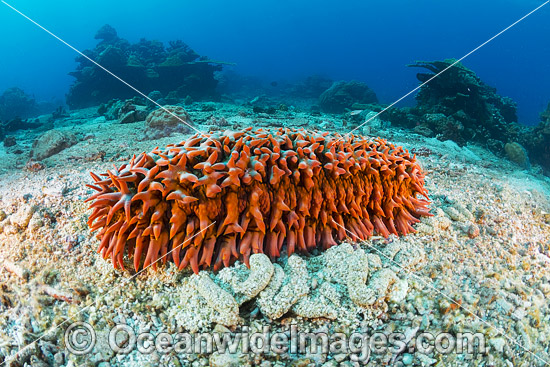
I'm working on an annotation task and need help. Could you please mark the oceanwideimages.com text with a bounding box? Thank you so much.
[65,322,487,362]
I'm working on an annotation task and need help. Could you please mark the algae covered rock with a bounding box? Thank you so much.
[117,100,148,124]
[145,105,193,129]
[504,142,530,169]
[424,113,465,144]
[31,129,77,160]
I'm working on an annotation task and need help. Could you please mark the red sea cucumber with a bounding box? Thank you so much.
[86,127,431,273]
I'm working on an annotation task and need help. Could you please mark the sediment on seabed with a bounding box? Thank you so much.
[0,102,549,366]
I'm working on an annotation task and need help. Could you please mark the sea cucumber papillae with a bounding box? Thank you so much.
[86,127,431,273]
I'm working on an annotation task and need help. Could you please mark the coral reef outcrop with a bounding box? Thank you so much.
[527,116,550,173]
[288,75,334,99]
[0,87,39,121]
[377,59,550,173]
[143,105,195,139]
[66,25,222,109]
[405,60,518,148]
[86,127,431,273]
[541,102,550,124]
[0,117,42,139]
[117,100,148,124]
[319,81,378,113]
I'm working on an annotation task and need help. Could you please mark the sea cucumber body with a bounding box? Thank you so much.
[86,128,431,273]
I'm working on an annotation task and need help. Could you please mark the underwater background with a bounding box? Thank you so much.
[1,0,549,124]
[2,2,550,367]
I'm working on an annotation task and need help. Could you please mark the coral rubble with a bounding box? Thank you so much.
[86,127,431,273]
[66,25,222,109]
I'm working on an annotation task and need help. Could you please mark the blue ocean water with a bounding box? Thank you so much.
[0,0,548,124]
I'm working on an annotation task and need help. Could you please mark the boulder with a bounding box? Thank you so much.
[505,142,530,169]
[145,105,192,129]
[31,130,77,160]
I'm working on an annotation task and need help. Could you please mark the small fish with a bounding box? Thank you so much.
[270,81,278,87]
[350,110,364,116]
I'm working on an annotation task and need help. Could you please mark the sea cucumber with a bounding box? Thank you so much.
[85,127,431,273]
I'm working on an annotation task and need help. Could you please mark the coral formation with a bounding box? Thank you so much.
[0,87,39,121]
[407,60,518,148]
[86,127,431,273]
[94,24,118,43]
[143,105,195,139]
[66,25,222,109]
[319,81,378,113]
[529,124,550,173]
[373,59,550,173]
[0,117,42,141]
[541,102,550,124]
[288,75,334,99]
[525,104,550,173]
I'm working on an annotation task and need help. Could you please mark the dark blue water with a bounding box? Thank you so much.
[0,0,548,124]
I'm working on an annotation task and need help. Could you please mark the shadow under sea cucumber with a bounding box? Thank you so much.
[85,127,432,273]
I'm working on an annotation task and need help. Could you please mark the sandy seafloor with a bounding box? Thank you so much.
[0,102,549,367]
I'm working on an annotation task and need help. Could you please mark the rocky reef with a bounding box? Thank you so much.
[319,80,378,114]
[407,59,517,147]
[288,75,334,99]
[0,87,39,122]
[525,106,550,173]
[362,59,550,173]
[0,87,61,143]
[66,25,222,109]
[541,102,550,124]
